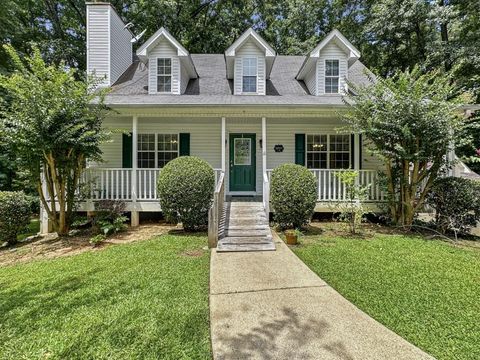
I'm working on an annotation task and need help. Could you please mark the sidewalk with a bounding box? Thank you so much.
[209,232,433,360]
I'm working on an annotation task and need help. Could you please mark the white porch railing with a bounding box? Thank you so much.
[82,168,223,201]
[208,172,225,248]
[262,172,270,215]
[266,169,385,202]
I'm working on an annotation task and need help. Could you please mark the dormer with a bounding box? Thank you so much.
[225,28,276,95]
[296,29,360,96]
[136,27,197,95]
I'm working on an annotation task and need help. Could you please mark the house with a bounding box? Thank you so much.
[42,1,387,235]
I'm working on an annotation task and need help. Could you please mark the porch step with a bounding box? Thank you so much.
[217,201,275,252]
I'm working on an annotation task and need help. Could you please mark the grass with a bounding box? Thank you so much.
[292,231,480,360]
[0,234,211,359]
[17,218,40,241]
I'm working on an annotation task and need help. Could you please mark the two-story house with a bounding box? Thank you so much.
[41,1,389,232]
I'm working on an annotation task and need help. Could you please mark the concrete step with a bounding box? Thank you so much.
[217,242,276,252]
[224,229,271,237]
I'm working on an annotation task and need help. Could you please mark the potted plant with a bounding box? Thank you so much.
[284,229,301,245]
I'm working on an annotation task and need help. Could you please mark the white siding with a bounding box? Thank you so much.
[109,8,132,85]
[234,39,266,95]
[147,39,180,94]
[87,5,110,87]
[97,116,385,194]
[304,63,317,96]
[317,42,348,95]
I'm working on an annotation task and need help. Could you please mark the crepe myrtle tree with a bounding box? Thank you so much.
[344,67,473,227]
[0,44,110,235]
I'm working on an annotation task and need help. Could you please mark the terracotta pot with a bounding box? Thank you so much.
[285,232,297,245]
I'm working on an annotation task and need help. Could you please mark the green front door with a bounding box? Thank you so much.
[229,133,256,192]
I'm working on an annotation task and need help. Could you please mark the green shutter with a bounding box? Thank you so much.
[359,134,362,170]
[295,134,306,166]
[179,133,190,156]
[350,134,363,170]
[122,133,132,168]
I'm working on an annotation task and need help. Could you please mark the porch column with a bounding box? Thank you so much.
[354,133,360,170]
[131,115,139,227]
[262,117,267,176]
[221,117,226,172]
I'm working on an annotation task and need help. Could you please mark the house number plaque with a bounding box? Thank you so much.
[274,144,284,153]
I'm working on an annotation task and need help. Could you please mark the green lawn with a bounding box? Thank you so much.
[292,232,480,360]
[0,234,211,359]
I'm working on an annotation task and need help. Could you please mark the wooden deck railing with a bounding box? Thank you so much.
[208,172,225,248]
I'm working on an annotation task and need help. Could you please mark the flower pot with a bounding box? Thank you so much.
[285,232,298,245]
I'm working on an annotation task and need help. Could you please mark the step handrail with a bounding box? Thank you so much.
[208,171,225,248]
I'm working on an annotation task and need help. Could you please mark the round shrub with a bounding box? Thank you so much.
[270,164,317,229]
[427,176,480,234]
[0,191,32,245]
[157,156,215,231]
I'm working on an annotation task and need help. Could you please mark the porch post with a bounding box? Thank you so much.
[354,133,360,170]
[262,117,267,176]
[221,117,226,172]
[131,115,139,227]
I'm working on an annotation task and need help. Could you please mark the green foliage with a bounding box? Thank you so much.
[427,177,480,237]
[332,170,370,234]
[270,164,317,229]
[94,200,128,235]
[157,156,214,231]
[0,44,110,235]
[0,191,31,245]
[344,67,472,226]
[89,234,106,246]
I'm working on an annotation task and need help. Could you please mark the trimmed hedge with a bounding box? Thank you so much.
[0,191,32,245]
[157,156,215,231]
[427,176,480,235]
[270,164,317,229]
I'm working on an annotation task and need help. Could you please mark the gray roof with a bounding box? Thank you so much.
[107,54,372,107]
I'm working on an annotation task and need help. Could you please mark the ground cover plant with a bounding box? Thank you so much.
[0,234,211,359]
[292,225,480,360]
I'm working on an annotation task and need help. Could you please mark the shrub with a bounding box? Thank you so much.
[0,191,32,245]
[89,234,107,247]
[427,176,480,237]
[270,164,317,229]
[25,195,40,215]
[94,200,128,235]
[157,156,214,231]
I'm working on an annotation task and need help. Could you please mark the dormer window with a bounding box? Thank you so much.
[242,58,257,93]
[157,58,172,93]
[325,60,339,94]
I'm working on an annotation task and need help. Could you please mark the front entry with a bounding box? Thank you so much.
[229,133,256,192]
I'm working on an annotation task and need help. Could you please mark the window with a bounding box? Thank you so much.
[242,57,257,93]
[157,133,178,168]
[137,133,178,168]
[137,134,155,168]
[325,60,339,94]
[307,134,350,169]
[157,58,172,93]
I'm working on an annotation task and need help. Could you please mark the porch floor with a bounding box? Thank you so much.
[217,201,275,252]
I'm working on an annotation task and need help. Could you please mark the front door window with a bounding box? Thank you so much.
[234,138,251,165]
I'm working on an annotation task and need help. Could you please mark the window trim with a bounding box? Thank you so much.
[242,56,258,94]
[306,133,351,169]
[137,132,179,169]
[156,57,172,94]
[324,59,340,94]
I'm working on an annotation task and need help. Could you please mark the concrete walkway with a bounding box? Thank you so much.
[210,232,433,360]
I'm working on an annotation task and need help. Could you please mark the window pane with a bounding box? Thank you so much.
[158,75,171,92]
[243,76,257,92]
[157,58,171,75]
[157,134,178,168]
[326,60,339,76]
[330,152,350,169]
[243,58,257,76]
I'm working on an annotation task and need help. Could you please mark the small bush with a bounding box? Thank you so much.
[0,191,32,245]
[270,164,317,229]
[427,176,480,236]
[89,234,107,247]
[94,200,128,235]
[24,195,40,214]
[157,156,214,231]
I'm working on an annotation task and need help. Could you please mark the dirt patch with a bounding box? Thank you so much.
[0,223,176,267]
[180,249,205,257]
